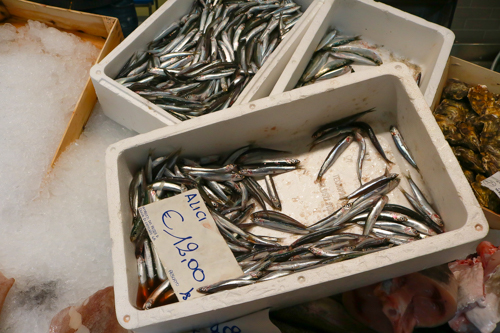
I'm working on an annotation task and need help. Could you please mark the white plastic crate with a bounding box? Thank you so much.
[269,0,455,106]
[106,63,487,333]
[90,0,322,134]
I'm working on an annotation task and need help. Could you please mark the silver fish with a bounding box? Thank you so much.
[363,195,389,236]
[390,125,418,170]
[354,130,366,185]
[317,134,355,182]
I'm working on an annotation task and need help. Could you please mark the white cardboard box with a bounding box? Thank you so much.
[269,0,455,106]
[106,63,487,333]
[90,0,322,134]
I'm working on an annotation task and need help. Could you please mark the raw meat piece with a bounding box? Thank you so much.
[477,241,500,278]
[0,271,14,316]
[344,264,458,333]
[49,286,128,333]
[449,313,481,333]
[449,257,486,312]
[466,292,500,333]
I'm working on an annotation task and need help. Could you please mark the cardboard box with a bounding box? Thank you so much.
[106,63,488,332]
[431,56,500,230]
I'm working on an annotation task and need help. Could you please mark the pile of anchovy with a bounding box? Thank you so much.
[295,28,384,88]
[129,109,445,310]
[114,0,304,121]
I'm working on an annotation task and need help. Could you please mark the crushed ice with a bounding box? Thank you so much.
[0,20,135,332]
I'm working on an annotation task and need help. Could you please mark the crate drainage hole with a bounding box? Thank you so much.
[96,70,102,75]
[123,315,130,323]
[298,276,305,283]
[249,104,256,110]
[475,224,483,231]
[395,65,402,70]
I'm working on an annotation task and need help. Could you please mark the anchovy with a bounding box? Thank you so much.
[267,259,322,271]
[251,217,310,235]
[400,188,444,232]
[312,108,375,139]
[264,175,281,210]
[363,195,389,236]
[197,279,255,294]
[354,130,366,185]
[327,35,361,48]
[315,65,353,82]
[390,125,419,170]
[372,228,418,245]
[316,29,338,51]
[259,270,292,281]
[358,221,420,237]
[405,173,444,228]
[300,51,330,83]
[342,172,398,200]
[239,165,299,177]
[317,134,355,182]
[331,46,383,65]
[143,280,174,310]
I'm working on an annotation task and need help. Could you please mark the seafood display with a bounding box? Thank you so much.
[128,108,445,310]
[295,28,382,87]
[433,79,500,213]
[115,0,304,121]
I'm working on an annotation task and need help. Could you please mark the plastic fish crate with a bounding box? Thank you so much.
[106,63,487,333]
[90,0,323,134]
[268,0,455,107]
[0,0,123,167]
[430,56,500,230]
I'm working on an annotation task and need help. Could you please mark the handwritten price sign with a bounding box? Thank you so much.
[482,172,500,199]
[139,189,242,301]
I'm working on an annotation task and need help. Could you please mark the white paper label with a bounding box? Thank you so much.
[190,309,281,333]
[481,172,500,198]
[138,189,243,301]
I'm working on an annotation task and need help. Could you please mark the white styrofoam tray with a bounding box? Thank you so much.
[90,0,322,134]
[269,0,455,106]
[106,63,487,333]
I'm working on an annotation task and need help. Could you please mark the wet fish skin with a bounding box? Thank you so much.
[405,173,444,228]
[265,175,282,210]
[312,108,375,139]
[390,125,419,170]
[317,134,355,182]
[197,279,255,294]
[316,29,337,51]
[354,130,366,185]
[342,172,398,200]
[352,121,393,164]
[363,195,389,236]
[331,46,383,66]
